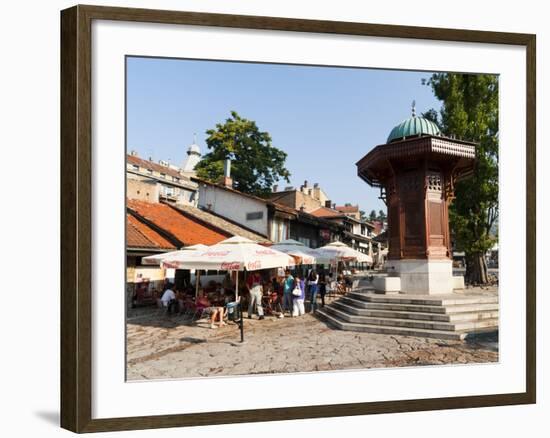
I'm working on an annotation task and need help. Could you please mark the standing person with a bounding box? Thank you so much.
[292,274,306,317]
[318,269,327,308]
[282,270,294,317]
[307,269,319,313]
[247,271,264,320]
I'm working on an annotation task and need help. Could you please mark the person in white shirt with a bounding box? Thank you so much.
[160,284,177,314]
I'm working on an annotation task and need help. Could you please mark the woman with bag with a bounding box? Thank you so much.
[307,269,319,313]
[291,274,306,317]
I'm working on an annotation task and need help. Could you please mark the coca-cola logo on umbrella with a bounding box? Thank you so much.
[247,260,262,270]
[220,262,241,270]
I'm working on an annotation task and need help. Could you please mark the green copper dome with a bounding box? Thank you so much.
[387,115,441,143]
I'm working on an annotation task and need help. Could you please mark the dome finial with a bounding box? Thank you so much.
[411,100,416,117]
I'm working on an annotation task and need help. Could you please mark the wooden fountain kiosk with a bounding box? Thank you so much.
[357,107,476,295]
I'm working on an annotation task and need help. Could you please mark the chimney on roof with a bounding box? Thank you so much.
[325,200,332,208]
[220,158,233,188]
[314,183,319,188]
[273,184,278,193]
[304,180,308,188]
[130,150,138,156]
[332,203,336,209]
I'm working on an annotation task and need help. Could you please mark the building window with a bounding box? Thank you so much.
[147,168,153,175]
[160,173,166,179]
[270,219,288,243]
[246,211,264,221]
[132,164,139,171]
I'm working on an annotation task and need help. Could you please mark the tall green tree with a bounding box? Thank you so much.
[195,111,291,196]
[423,73,499,284]
[369,210,377,221]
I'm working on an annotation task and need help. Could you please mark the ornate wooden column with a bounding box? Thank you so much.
[357,119,475,295]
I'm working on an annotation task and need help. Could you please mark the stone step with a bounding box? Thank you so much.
[347,291,498,306]
[332,300,499,322]
[340,296,499,315]
[323,306,499,332]
[315,308,467,340]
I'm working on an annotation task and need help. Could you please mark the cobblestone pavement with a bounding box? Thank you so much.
[127,288,498,380]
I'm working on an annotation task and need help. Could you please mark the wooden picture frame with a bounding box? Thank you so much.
[60,4,536,433]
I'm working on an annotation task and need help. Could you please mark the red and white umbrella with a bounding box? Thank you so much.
[160,236,295,299]
[161,236,295,271]
[141,244,208,266]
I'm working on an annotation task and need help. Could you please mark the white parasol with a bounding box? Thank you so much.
[314,241,373,264]
[270,239,332,265]
[142,244,210,298]
[160,236,295,299]
[141,244,209,265]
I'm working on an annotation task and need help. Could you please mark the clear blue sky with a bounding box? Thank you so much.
[126,57,441,212]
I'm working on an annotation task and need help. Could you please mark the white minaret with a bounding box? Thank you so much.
[182,133,201,173]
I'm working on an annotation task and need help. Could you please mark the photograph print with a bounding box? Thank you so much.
[125,57,499,380]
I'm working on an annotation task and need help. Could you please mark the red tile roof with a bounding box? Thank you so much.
[127,199,229,246]
[335,205,359,213]
[127,214,176,250]
[309,207,347,218]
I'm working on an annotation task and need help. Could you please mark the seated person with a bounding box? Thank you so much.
[175,289,188,313]
[223,289,235,304]
[263,282,273,295]
[212,289,226,306]
[160,283,177,314]
[222,273,234,291]
[344,275,353,290]
[196,291,227,329]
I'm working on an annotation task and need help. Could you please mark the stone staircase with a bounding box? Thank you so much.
[315,288,499,340]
